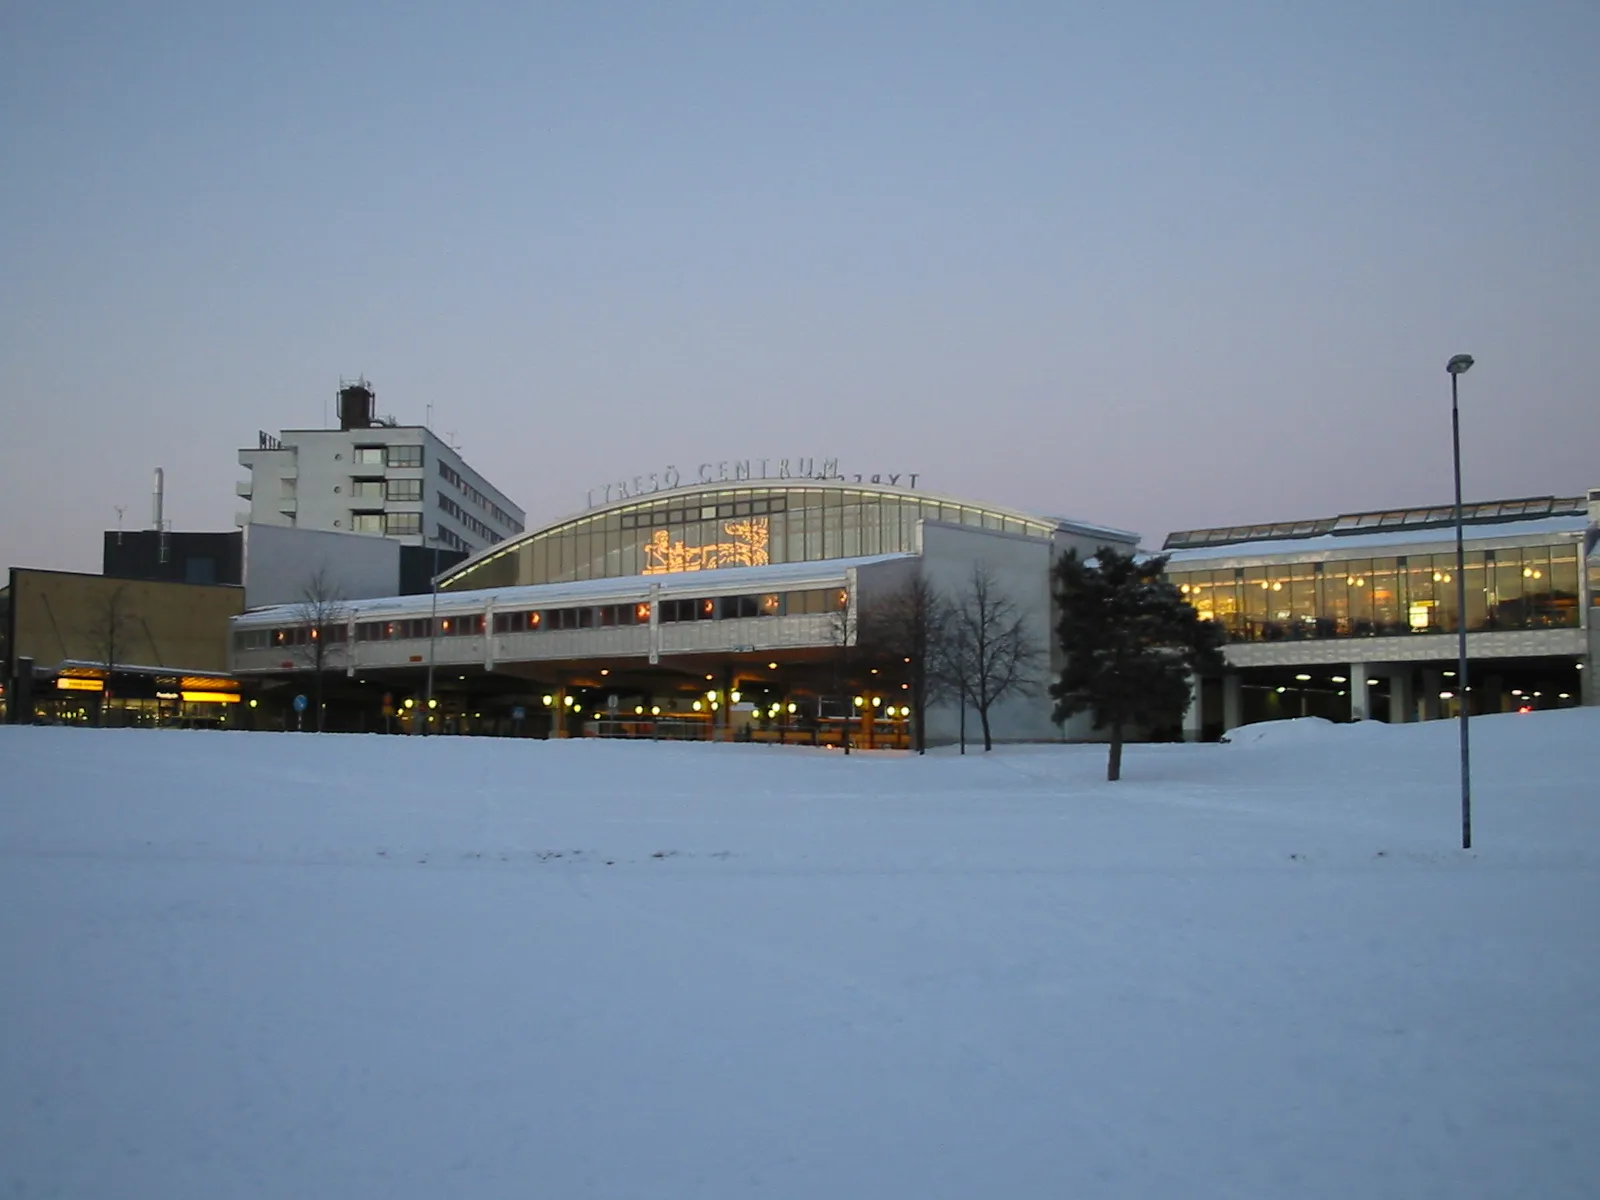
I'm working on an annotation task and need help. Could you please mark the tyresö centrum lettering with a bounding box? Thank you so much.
[585,459,922,509]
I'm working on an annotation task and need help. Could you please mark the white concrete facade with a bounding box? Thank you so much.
[239,523,402,610]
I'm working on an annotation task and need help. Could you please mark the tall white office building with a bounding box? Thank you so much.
[236,379,525,555]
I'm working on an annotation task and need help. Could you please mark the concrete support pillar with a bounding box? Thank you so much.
[1222,674,1243,733]
[1581,656,1596,707]
[1183,673,1204,742]
[1348,662,1369,721]
[1420,669,1443,721]
[1389,668,1413,724]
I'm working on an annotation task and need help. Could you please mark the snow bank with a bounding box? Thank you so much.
[1,711,1596,1198]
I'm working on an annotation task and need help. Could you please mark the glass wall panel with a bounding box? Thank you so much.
[841,501,862,559]
[1490,552,1520,628]
[1407,558,1440,631]
[1242,571,1270,641]
[1548,545,1580,627]
[802,491,825,562]
[860,502,881,558]
[1176,572,1209,621]
[573,525,593,581]
[1343,559,1374,635]
[1213,570,1243,638]
[784,505,806,563]
[1462,550,1488,631]
[1323,564,1350,636]
[1521,546,1555,626]
[1430,554,1459,632]
[1285,561,1319,637]
[1369,557,1402,635]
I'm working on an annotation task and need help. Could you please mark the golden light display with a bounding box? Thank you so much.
[642,518,770,575]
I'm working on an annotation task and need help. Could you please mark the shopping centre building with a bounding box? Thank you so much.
[224,474,1598,743]
[229,475,1139,743]
[1166,490,1599,738]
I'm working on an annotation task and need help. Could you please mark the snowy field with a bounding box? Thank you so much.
[2,712,1597,1199]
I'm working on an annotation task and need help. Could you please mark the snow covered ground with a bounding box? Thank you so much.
[2,710,1596,1199]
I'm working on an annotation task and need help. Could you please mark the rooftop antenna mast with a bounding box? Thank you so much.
[114,506,126,546]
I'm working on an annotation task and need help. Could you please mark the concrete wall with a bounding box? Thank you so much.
[9,568,243,673]
[241,524,401,609]
[917,521,1066,743]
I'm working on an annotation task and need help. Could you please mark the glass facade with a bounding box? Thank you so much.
[440,484,1055,591]
[1168,543,1582,641]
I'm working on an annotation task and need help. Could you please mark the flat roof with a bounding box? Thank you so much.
[1164,494,1587,551]
[1165,515,1588,565]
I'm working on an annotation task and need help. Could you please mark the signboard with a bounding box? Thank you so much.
[511,706,526,721]
[293,694,308,713]
[586,459,922,508]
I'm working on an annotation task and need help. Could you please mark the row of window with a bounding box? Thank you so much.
[438,460,521,531]
[351,511,422,536]
[618,497,789,529]
[354,444,424,469]
[233,624,352,652]
[435,524,470,552]
[438,493,504,546]
[233,589,850,652]
[1167,545,1582,640]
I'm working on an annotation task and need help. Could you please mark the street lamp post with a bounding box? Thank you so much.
[1446,353,1475,849]
[422,536,441,736]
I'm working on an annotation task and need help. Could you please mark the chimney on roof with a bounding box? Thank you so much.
[337,377,376,430]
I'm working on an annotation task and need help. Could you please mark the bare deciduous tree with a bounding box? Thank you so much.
[857,572,956,754]
[82,584,137,726]
[292,567,351,732]
[941,565,1044,753]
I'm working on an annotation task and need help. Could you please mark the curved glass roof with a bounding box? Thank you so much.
[440,479,1062,591]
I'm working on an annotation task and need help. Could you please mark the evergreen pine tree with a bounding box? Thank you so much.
[1050,546,1225,781]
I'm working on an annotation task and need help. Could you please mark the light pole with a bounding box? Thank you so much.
[422,535,441,736]
[1446,353,1475,849]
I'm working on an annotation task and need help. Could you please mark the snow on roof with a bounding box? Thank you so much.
[1048,517,1142,544]
[237,553,918,624]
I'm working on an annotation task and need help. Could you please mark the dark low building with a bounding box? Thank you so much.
[103,530,243,587]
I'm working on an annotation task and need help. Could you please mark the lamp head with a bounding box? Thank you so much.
[1446,353,1475,376]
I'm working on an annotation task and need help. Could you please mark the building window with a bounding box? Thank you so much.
[718,594,761,619]
[351,478,385,501]
[387,479,422,501]
[387,445,424,468]
[351,512,384,534]
[386,512,422,536]
[353,446,384,465]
